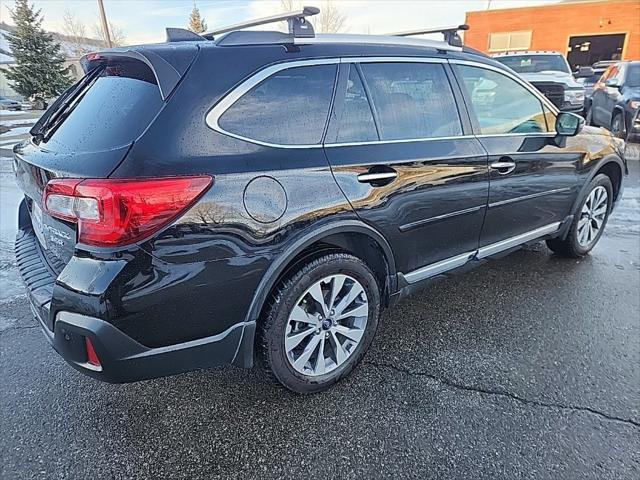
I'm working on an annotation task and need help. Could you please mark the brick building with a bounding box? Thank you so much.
[465,0,640,69]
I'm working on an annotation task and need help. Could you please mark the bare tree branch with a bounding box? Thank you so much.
[93,20,126,47]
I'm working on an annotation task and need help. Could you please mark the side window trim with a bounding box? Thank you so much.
[442,63,474,135]
[206,56,557,149]
[206,58,340,149]
[450,60,559,137]
[354,63,382,140]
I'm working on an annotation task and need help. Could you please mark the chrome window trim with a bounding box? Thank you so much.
[206,56,459,149]
[205,56,562,149]
[326,134,476,148]
[205,58,340,150]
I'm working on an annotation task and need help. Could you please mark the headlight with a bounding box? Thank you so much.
[564,89,585,105]
[629,100,640,110]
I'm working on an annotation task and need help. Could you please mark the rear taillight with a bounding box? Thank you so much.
[43,176,213,247]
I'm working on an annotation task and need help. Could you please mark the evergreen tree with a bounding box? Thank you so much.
[188,2,207,34]
[2,0,72,98]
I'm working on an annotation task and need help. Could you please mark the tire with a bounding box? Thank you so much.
[611,112,625,138]
[257,252,381,393]
[546,174,613,258]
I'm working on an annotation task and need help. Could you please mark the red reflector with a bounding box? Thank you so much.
[43,176,213,247]
[85,337,101,367]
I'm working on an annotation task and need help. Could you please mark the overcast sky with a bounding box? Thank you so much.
[0,0,559,46]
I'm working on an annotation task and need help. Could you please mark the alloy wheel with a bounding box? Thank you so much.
[284,274,368,376]
[577,186,608,247]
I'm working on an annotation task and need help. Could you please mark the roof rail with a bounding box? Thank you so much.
[203,6,320,39]
[388,24,469,48]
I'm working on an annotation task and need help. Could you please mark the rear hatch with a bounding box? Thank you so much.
[14,55,168,268]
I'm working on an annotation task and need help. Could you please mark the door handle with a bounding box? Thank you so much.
[357,170,398,184]
[490,160,516,175]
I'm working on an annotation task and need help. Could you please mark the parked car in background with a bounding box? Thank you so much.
[13,11,627,393]
[576,61,614,115]
[589,60,640,141]
[494,51,585,113]
[0,96,22,111]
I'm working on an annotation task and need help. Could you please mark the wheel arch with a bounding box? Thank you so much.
[231,220,397,366]
[572,155,625,216]
[248,220,396,324]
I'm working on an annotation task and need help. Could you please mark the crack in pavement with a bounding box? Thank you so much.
[364,360,640,429]
[0,324,38,336]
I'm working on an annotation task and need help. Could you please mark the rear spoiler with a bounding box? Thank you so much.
[80,44,199,100]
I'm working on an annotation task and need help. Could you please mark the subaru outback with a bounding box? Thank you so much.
[14,10,627,393]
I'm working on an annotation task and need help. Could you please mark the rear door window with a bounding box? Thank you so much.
[360,62,463,141]
[218,64,337,146]
[44,60,164,153]
[334,65,378,143]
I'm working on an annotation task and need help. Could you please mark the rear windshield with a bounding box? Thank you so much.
[497,55,571,74]
[43,60,163,153]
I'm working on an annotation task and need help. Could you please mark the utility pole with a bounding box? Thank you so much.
[97,0,113,48]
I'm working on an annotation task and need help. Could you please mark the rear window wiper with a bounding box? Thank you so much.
[31,66,104,144]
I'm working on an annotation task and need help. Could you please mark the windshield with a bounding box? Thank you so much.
[627,64,640,88]
[42,59,163,153]
[497,55,571,74]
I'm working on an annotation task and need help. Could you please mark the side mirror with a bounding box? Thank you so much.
[605,78,621,88]
[576,66,595,78]
[556,112,585,137]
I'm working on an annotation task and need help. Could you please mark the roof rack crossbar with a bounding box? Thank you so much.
[204,6,319,38]
[388,24,469,48]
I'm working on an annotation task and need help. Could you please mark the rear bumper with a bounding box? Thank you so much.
[40,310,253,383]
[16,224,255,383]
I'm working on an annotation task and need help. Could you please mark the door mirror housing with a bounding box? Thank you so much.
[605,78,621,88]
[556,112,585,137]
[576,66,595,78]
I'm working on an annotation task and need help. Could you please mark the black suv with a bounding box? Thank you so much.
[13,11,627,393]
[588,60,640,141]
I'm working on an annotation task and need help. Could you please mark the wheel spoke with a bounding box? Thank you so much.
[578,223,589,244]
[328,275,347,312]
[314,336,326,375]
[308,282,328,317]
[333,283,364,317]
[285,327,316,352]
[290,305,318,326]
[337,303,368,320]
[334,324,364,343]
[293,334,321,370]
[592,205,607,217]
[330,331,348,366]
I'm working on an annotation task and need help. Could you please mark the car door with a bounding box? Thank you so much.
[452,62,581,253]
[324,59,489,280]
[592,64,620,127]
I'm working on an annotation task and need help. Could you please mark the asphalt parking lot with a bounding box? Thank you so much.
[1,114,639,479]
